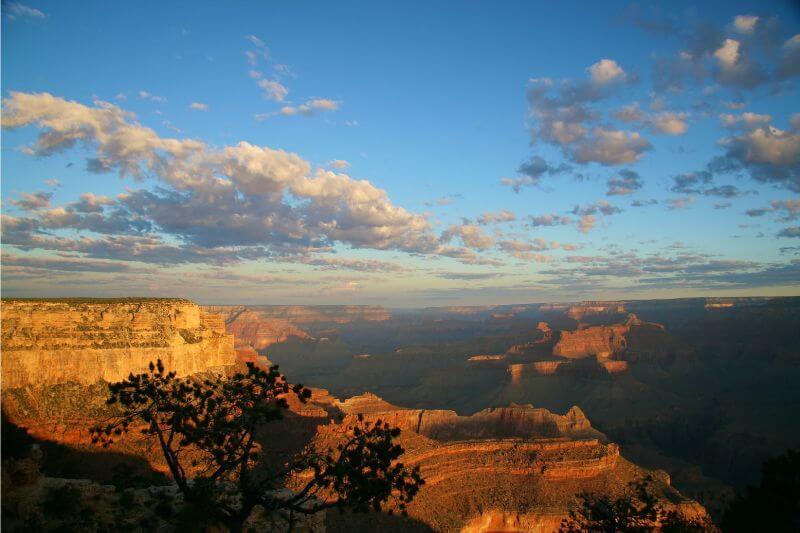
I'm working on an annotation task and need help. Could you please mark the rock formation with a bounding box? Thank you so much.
[207,307,312,350]
[205,304,390,327]
[553,314,650,359]
[310,393,710,532]
[1,299,235,388]
[566,301,626,321]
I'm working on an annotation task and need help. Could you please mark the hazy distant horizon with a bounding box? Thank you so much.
[3,1,800,306]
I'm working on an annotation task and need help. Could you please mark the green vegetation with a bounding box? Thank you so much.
[91,360,424,531]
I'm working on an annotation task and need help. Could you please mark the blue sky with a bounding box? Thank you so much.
[2,0,800,305]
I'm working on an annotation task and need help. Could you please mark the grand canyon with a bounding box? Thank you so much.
[4,2,800,531]
[3,296,798,531]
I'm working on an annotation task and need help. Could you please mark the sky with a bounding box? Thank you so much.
[2,0,800,306]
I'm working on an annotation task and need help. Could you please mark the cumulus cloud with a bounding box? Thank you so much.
[647,14,798,91]
[588,59,626,85]
[712,38,767,88]
[710,116,800,191]
[606,169,643,196]
[280,99,340,117]
[570,128,651,165]
[649,112,689,135]
[256,78,288,102]
[525,63,650,166]
[777,35,800,79]
[733,15,759,35]
[720,112,772,129]
[501,156,570,192]
[497,239,553,262]
[440,223,494,250]
[477,210,516,225]
[10,191,52,211]
[746,199,800,222]
[189,102,209,111]
[614,102,645,122]
[1,92,442,266]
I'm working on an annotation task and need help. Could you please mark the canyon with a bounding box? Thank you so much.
[0,297,717,532]
[1,299,235,388]
[4,296,799,530]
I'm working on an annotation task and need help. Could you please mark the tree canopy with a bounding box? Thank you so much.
[91,360,423,531]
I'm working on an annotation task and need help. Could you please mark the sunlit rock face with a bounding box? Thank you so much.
[312,393,710,532]
[553,314,652,359]
[1,298,235,388]
[204,306,312,350]
[203,304,391,350]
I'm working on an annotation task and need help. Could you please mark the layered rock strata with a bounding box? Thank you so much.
[553,314,648,359]
[1,299,235,388]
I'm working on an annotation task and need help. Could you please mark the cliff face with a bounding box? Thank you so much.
[1,299,235,388]
[335,395,600,442]
[311,393,710,532]
[203,304,390,350]
[204,304,390,326]
[553,314,648,359]
[206,307,312,350]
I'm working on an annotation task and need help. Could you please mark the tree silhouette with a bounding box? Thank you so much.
[721,449,800,533]
[91,360,423,531]
[560,475,716,532]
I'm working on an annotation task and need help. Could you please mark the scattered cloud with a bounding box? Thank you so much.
[138,91,167,103]
[4,2,45,20]
[189,102,209,111]
[10,191,52,211]
[477,210,516,225]
[606,169,643,196]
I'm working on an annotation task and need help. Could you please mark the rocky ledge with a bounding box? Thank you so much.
[1,298,235,388]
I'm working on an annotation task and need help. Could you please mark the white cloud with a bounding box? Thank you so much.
[571,128,651,165]
[440,223,494,250]
[477,210,516,225]
[138,90,167,103]
[280,98,340,117]
[650,112,689,135]
[257,79,288,101]
[189,102,209,111]
[714,39,740,70]
[588,59,626,86]
[733,15,758,34]
[4,2,45,20]
[1,92,440,261]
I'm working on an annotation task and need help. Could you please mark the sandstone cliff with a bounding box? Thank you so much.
[1,299,235,388]
[205,304,390,326]
[553,314,648,359]
[310,392,710,532]
[206,307,312,350]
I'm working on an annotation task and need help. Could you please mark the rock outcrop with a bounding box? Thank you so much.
[566,301,626,321]
[1,299,235,388]
[553,314,648,359]
[309,393,710,532]
[205,305,390,327]
[207,307,312,350]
